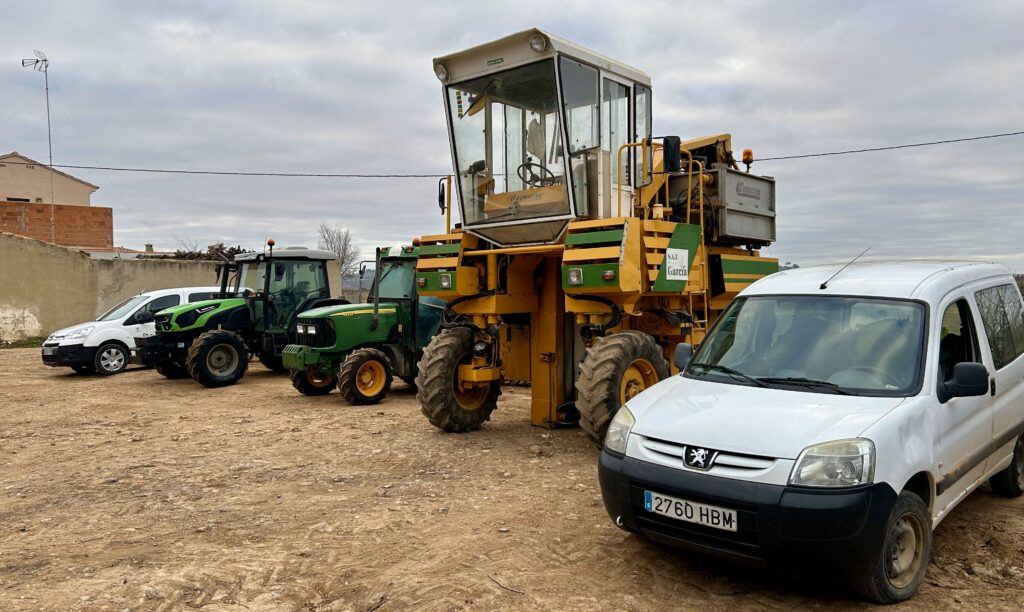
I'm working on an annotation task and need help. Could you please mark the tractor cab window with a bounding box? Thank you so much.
[447,59,571,228]
[236,262,266,297]
[270,261,329,306]
[373,260,416,301]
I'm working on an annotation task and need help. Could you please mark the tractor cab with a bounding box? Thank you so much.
[232,248,336,333]
[435,29,652,246]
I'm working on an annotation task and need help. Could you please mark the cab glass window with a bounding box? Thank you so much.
[125,294,180,325]
[559,57,599,153]
[188,292,216,302]
[975,284,1024,369]
[602,79,630,184]
[634,83,652,186]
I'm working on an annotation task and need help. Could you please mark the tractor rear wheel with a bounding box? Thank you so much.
[338,348,393,405]
[186,330,250,387]
[291,367,337,396]
[259,353,288,373]
[417,328,501,432]
[576,331,670,445]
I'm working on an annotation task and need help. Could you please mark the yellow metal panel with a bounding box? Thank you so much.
[530,261,565,427]
[562,246,622,263]
[645,253,665,266]
[724,273,766,280]
[417,256,460,270]
[643,236,670,250]
[458,364,502,382]
[643,219,677,235]
[418,233,461,243]
[618,219,642,291]
[456,266,480,296]
[568,217,627,231]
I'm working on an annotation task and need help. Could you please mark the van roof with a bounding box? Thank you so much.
[744,260,1011,302]
[138,286,221,297]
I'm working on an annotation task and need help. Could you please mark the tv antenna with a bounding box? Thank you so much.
[20,50,56,243]
[820,247,871,290]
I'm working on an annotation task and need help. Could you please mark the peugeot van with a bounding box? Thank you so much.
[599,261,1024,603]
[41,286,221,375]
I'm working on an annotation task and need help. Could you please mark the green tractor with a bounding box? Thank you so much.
[134,244,348,387]
[283,245,445,404]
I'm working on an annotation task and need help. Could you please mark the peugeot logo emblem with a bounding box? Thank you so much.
[683,446,718,471]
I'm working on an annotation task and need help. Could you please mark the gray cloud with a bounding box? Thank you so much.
[1,0,1022,270]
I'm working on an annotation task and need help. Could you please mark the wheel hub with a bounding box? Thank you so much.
[356,361,386,395]
[206,345,238,375]
[620,358,657,403]
[100,348,124,371]
[886,514,923,588]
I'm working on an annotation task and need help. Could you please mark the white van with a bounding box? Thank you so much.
[599,261,1024,603]
[41,286,222,375]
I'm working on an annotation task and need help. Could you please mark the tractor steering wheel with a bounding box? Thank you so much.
[516,161,558,187]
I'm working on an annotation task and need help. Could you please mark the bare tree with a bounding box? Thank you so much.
[316,222,361,288]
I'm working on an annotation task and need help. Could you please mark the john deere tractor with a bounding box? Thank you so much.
[414,29,779,442]
[282,245,445,404]
[134,244,348,387]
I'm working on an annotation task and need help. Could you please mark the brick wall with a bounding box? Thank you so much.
[0,201,113,248]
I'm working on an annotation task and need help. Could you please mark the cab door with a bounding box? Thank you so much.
[124,294,181,344]
[933,294,994,518]
[601,75,632,218]
[972,283,1024,470]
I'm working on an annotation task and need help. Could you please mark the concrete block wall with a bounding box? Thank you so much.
[0,201,113,248]
[0,232,218,341]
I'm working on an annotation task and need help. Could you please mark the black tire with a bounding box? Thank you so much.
[156,363,190,379]
[417,328,501,432]
[290,368,337,396]
[186,330,250,388]
[852,491,932,604]
[258,352,288,373]
[989,433,1024,498]
[93,342,129,376]
[575,331,670,444]
[338,348,393,405]
[71,364,94,375]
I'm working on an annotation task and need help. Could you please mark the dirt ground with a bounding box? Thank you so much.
[1,348,1023,611]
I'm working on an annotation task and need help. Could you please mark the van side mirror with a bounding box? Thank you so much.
[674,343,693,371]
[135,310,155,324]
[939,362,989,403]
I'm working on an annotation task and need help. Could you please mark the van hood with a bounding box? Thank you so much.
[627,376,905,459]
[47,321,103,340]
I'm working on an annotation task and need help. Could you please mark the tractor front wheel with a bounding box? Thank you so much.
[338,348,393,405]
[186,330,250,387]
[417,328,501,432]
[576,331,670,445]
[291,367,337,396]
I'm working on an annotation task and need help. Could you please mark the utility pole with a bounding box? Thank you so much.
[21,50,55,243]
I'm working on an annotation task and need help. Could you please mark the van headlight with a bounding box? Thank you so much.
[604,406,635,455]
[790,438,875,487]
[65,326,95,341]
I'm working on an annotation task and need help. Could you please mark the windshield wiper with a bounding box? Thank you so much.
[688,363,770,387]
[755,377,852,395]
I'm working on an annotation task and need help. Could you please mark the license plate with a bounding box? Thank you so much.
[644,490,737,532]
[42,347,57,356]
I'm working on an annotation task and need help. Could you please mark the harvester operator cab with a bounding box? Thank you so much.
[435,29,652,247]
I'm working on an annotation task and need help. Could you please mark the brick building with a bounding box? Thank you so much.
[0,151,113,248]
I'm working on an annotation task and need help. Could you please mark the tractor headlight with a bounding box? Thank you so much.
[790,438,875,488]
[439,273,452,289]
[529,34,549,53]
[307,325,316,335]
[434,63,449,83]
[567,267,583,286]
[604,406,635,455]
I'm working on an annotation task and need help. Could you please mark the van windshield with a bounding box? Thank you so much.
[687,295,926,396]
[97,295,149,322]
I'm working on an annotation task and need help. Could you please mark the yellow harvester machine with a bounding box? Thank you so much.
[413,29,779,442]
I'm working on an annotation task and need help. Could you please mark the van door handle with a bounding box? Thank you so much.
[991,378,997,396]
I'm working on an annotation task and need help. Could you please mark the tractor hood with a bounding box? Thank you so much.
[155,298,248,333]
[298,301,400,319]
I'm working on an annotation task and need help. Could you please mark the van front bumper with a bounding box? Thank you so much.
[41,343,96,368]
[598,450,897,577]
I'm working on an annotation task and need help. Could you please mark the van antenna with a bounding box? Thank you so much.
[820,247,871,290]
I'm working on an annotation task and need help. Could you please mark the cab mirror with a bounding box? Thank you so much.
[359,263,367,279]
[939,362,989,403]
[674,343,693,371]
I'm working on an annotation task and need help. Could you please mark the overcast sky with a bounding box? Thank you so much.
[2,0,1022,270]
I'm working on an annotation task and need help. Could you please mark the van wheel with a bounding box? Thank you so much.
[94,343,129,375]
[852,491,932,603]
[576,331,670,445]
[338,348,393,405]
[989,434,1024,497]
[186,330,250,387]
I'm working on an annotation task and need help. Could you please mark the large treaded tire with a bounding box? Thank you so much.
[338,348,393,405]
[576,331,670,444]
[989,433,1024,498]
[291,368,337,396]
[186,330,250,388]
[259,353,288,373]
[851,491,932,603]
[417,328,501,432]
